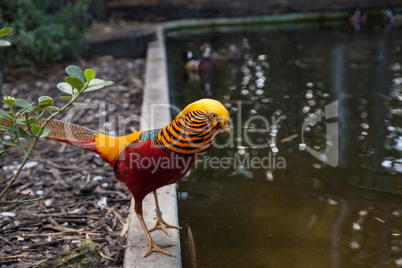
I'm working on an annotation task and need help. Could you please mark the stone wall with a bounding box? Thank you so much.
[105,0,402,21]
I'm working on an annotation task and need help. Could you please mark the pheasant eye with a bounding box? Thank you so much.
[211,113,217,119]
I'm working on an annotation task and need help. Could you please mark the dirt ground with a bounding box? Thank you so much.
[0,53,145,267]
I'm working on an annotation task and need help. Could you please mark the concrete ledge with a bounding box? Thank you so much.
[123,39,182,267]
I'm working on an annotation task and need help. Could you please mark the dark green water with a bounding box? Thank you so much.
[165,23,402,268]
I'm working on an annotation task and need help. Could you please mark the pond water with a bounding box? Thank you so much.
[165,22,402,267]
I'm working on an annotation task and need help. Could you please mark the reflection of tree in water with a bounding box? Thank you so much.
[383,63,402,174]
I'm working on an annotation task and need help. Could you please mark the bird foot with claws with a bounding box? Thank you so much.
[149,216,182,236]
[143,241,174,258]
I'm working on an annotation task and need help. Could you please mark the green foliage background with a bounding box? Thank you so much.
[0,0,90,67]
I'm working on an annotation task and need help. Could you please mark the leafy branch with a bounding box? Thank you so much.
[0,64,113,211]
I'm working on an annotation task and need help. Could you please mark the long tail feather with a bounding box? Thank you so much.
[2,117,99,151]
[42,118,99,150]
[1,117,147,166]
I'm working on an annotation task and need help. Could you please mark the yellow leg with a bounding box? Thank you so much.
[148,190,182,236]
[135,201,174,257]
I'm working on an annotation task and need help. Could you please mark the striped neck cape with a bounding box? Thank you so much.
[140,110,219,154]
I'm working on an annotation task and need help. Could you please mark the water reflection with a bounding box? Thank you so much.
[166,23,402,267]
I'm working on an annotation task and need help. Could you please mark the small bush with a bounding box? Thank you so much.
[0,0,91,67]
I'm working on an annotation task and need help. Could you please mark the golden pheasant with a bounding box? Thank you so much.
[5,98,230,257]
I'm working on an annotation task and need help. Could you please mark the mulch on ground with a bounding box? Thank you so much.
[0,56,145,267]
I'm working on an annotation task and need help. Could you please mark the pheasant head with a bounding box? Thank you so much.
[157,98,230,154]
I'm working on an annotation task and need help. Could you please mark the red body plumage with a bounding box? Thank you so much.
[113,140,198,210]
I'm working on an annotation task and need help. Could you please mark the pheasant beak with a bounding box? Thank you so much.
[219,118,231,134]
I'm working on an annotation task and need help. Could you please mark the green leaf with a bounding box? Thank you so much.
[16,118,27,125]
[61,96,72,101]
[57,82,73,94]
[0,125,8,131]
[17,127,31,140]
[85,79,114,92]
[31,125,41,136]
[16,117,36,126]
[65,65,85,83]
[1,140,21,147]
[84,69,96,82]
[28,117,37,126]
[15,99,33,110]
[72,102,88,107]
[0,109,12,120]
[65,76,84,91]
[2,98,15,107]
[31,126,50,138]
[31,105,45,113]
[38,96,54,106]
[7,129,16,137]
[0,40,11,47]
[0,27,12,37]
[45,106,60,112]
[39,128,51,138]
